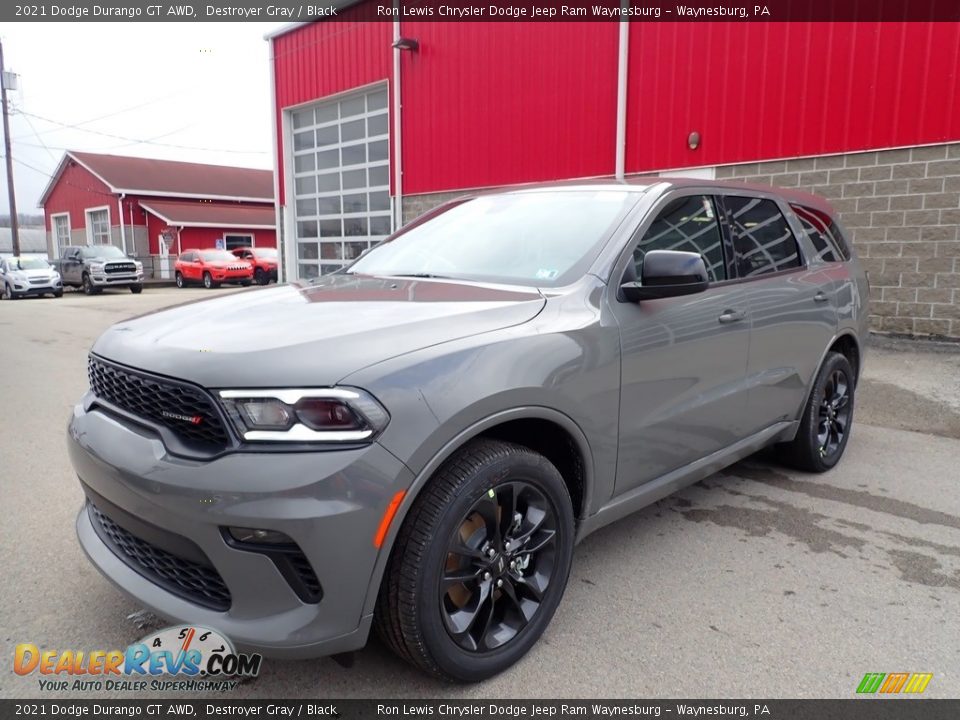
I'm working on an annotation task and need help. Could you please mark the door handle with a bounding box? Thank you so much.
[814,291,830,303]
[718,309,746,324]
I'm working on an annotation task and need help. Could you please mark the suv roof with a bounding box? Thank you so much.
[484,177,837,216]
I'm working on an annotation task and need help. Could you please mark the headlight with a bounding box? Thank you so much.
[134,261,143,272]
[89,262,105,272]
[218,388,389,443]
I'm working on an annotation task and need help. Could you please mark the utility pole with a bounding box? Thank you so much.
[0,38,20,257]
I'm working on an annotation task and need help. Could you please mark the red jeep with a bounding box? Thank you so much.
[231,247,279,285]
[174,249,253,289]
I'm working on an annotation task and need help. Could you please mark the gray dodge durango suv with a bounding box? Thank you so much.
[69,179,868,681]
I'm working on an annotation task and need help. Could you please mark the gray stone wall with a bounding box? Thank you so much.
[402,190,469,225]
[715,143,960,340]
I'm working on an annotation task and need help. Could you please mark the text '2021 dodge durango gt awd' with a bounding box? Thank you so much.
[69,180,868,681]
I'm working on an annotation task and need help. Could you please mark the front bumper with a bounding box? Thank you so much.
[211,269,253,283]
[68,402,413,658]
[13,279,62,295]
[90,272,143,287]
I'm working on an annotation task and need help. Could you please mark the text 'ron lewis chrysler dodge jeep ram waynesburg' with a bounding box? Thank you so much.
[68,179,867,682]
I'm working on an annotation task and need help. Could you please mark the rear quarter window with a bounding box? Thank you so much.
[791,204,850,262]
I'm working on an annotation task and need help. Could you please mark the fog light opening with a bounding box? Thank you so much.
[227,526,295,546]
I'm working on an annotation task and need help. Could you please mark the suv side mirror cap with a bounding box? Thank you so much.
[621,250,710,302]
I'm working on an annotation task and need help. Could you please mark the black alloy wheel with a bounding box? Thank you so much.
[255,268,268,285]
[817,368,851,459]
[375,439,574,682]
[440,481,559,653]
[779,351,855,472]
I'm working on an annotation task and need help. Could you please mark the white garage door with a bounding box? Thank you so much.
[290,85,392,279]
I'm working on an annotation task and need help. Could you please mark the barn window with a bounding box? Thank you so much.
[290,85,391,278]
[52,213,71,256]
[85,207,111,245]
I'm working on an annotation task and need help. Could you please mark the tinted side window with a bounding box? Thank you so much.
[633,195,726,282]
[791,204,840,263]
[723,196,801,277]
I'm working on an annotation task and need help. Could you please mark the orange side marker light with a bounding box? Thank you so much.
[374,491,407,548]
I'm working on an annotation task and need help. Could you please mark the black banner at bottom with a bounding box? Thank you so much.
[2,700,958,720]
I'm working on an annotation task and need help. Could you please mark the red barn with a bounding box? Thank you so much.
[39,151,276,279]
[268,4,960,339]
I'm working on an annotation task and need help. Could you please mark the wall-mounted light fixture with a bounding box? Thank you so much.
[392,38,419,51]
[688,131,701,150]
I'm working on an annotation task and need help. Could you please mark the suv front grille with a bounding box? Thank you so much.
[87,355,230,451]
[89,502,231,611]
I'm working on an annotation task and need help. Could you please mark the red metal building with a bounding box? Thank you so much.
[268,7,960,337]
[40,151,276,278]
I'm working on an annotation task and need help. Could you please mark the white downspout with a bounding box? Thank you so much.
[268,36,284,284]
[615,13,629,180]
[392,15,403,229]
[118,193,128,254]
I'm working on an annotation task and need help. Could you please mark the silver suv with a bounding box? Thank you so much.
[69,180,868,681]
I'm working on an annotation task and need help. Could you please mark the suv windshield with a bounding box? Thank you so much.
[13,258,51,270]
[346,190,641,287]
[254,248,278,259]
[81,245,126,259]
[201,250,239,262]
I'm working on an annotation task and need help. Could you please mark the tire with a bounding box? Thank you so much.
[202,272,219,289]
[175,272,185,288]
[54,290,63,298]
[4,283,15,300]
[778,351,855,473]
[375,439,575,682]
[130,285,143,294]
[81,274,100,296]
[254,268,268,286]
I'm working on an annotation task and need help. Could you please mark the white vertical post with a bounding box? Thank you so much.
[392,14,404,230]
[615,15,629,180]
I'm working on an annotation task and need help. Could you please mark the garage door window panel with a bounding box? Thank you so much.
[290,85,392,277]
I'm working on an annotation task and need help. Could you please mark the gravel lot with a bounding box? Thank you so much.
[1,287,959,699]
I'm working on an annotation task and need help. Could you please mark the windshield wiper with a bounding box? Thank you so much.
[386,273,453,279]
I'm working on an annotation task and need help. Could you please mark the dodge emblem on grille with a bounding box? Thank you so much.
[161,410,203,425]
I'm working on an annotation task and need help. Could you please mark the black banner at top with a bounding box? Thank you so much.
[7,0,960,23]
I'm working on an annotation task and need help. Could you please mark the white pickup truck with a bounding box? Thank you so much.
[52,245,144,295]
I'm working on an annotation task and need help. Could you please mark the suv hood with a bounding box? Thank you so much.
[92,275,545,388]
[13,268,58,279]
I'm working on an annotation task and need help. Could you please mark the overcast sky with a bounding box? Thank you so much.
[1,22,286,218]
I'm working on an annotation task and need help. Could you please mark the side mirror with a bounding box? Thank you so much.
[621,250,710,302]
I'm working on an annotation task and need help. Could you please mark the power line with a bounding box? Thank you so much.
[1,153,121,203]
[13,109,269,155]
[10,91,185,142]
[15,106,57,162]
